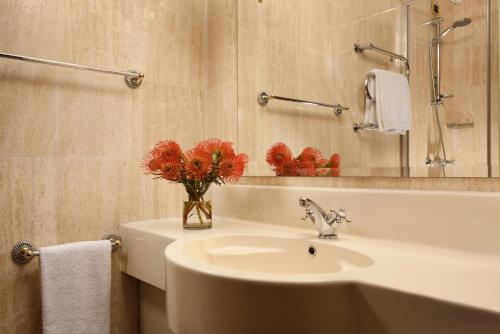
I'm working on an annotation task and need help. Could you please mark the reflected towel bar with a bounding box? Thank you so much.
[11,232,122,265]
[258,91,349,116]
[354,43,410,77]
[0,51,144,88]
[353,43,410,132]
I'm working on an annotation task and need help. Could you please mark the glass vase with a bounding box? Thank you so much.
[183,200,212,230]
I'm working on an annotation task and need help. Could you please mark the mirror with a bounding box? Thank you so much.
[235,0,499,177]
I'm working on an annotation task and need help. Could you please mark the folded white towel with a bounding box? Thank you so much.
[40,240,111,334]
[364,69,411,134]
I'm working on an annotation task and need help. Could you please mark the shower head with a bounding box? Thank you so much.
[452,17,472,28]
[434,17,472,42]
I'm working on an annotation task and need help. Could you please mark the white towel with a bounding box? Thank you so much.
[40,240,111,334]
[364,69,411,134]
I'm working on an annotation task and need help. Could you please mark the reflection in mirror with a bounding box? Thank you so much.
[237,0,499,177]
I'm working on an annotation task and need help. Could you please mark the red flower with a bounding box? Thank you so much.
[196,138,235,162]
[296,160,316,176]
[329,153,341,168]
[275,159,299,176]
[266,143,293,167]
[297,147,327,167]
[315,168,331,176]
[184,148,212,180]
[152,140,183,164]
[219,153,249,182]
[141,153,162,174]
[161,162,181,181]
[331,167,341,177]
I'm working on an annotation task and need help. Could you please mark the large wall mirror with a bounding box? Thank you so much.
[236,0,499,177]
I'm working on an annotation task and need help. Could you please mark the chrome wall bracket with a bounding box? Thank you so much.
[258,91,349,117]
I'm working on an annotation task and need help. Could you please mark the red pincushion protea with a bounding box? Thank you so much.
[161,162,181,181]
[196,138,235,161]
[266,143,293,167]
[328,153,341,168]
[297,147,327,167]
[152,140,183,163]
[184,148,212,180]
[296,160,316,176]
[219,153,249,182]
[275,159,299,176]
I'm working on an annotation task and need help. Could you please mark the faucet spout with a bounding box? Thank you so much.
[298,197,351,239]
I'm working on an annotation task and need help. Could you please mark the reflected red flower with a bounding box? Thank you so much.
[275,159,299,176]
[266,143,293,167]
[331,167,341,177]
[296,160,316,176]
[329,153,341,168]
[297,147,327,167]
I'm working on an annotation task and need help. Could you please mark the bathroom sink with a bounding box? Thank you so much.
[178,234,373,275]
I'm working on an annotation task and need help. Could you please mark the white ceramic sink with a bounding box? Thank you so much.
[180,234,373,275]
[165,232,500,334]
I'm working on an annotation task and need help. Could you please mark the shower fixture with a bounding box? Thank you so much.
[423,17,472,168]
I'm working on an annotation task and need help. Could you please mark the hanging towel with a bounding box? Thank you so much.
[40,240,111,334]
[364,69,411,134]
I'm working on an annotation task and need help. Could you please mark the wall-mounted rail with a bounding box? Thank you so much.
[353,43,410,132]
[0,52,144,88]
[258,91,349,116]
[11,232,122,264]
[354,43,410,77]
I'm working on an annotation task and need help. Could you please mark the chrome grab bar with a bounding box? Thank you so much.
[0,51,144,88]
[258,91,349,117]
[11,232,122,264]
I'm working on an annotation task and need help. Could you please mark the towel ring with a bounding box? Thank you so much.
[364,73,376,102]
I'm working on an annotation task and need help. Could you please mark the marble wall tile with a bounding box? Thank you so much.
[0,0,207,333]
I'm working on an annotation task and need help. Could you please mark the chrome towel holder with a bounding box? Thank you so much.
[258,91,349,116]
[0,51,144,89]
[353,43,410,132]
[11,232,122,265]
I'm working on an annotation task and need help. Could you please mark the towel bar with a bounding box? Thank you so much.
[0,51,144,88]
[11,232,122,265]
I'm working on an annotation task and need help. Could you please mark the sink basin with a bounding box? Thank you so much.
[181,234,373,275]
[165,233,500,334]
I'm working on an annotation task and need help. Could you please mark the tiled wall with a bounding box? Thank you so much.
[0,0,206,333]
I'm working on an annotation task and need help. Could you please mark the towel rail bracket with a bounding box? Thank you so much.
[11,232,122,265]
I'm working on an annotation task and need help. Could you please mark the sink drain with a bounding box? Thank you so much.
[308,245,317,257]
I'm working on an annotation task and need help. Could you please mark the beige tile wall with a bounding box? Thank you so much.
[0,0,206,333]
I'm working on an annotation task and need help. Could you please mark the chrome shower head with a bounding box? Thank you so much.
[434,17,472,43]
[453,17,472,28]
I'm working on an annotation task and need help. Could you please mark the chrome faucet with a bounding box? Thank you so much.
[299,197,351,239]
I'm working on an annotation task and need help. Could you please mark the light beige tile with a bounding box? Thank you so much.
[57,159,143,243]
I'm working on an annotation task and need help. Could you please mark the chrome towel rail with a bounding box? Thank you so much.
[11,232,122,265]
[353,43,410,132]
[354,43,410,77]
[258,91,349,116]
[0,52,144,88]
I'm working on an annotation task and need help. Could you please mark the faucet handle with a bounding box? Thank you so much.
[330,208,352,224]
[301,208,315,223]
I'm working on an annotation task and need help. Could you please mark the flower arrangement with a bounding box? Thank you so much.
[142,138,248,229]
[266,143,341,177]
